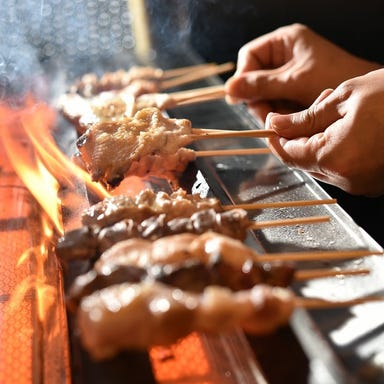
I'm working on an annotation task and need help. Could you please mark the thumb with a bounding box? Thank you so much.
[265,93,341,139]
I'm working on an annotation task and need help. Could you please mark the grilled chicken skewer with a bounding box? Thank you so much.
[58,85,227,135]
[77,281,294,359]
[71,62,233,97]
[69,232,379,360]
[74,107,274,189]
[57,207,329,262]
[66,231,370,311]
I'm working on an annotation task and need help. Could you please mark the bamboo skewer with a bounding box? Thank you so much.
[174,93,225,107]
[161,62,235,90]
[162,63,216,79]
[170,84,225,100]
[257,249,382,263]
[294,268,370,281]
[226,198,337,211]
[191,128,275,140]
[250,215,330,229]
[195,147,272,157]
[296,295,384,309]
[167,85,226,108]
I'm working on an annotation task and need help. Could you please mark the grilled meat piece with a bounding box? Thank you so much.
[67,254,294,311]
[76,107,194,188]
[56,208,250,262]
[58,91,177,135]
[71,67,164,97]
[58,91,136,135]
[94,232,293,282]
[76,281,295,358]
[66,232,295,308]
[81,188,221,228]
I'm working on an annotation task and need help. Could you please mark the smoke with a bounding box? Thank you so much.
[0,0,138,100]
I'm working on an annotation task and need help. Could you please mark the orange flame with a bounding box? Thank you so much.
[0,95,110,235]
[0,94,156,383]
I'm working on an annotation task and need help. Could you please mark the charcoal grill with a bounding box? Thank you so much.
[0,1,384,383]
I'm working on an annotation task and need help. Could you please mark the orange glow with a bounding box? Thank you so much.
[0,168,71,383]
[0,96,79,384]
[150,333,213,383]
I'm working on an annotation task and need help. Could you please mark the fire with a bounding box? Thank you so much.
[0,95,98,384]
[0,95,212,382]
[0,95,111,235]
[4,216,55,323]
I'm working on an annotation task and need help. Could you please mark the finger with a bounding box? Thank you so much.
[235,30,288,74]
[266,94,342,139]
[267,131,327,172]
[312,88,334,105]
[247,100,303,125]
[225,94,243,105]
[225,68,294,102]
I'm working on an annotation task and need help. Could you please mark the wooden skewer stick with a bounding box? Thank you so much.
[296,295,384,309]
[257,249,382,263]
[294,268,370,281]
[161,62,235,90]
[162,63,216,79]
[225,198,337,210]
[170,86,226,107]
[250,215,330,230]
[176,93,226,107]
[191,128,275,140]
[174,92,225,107]
[170,84,225,100]
[195,147,272,157]
[134,86,225,111]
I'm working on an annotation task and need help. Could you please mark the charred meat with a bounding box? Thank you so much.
[56,208,251,262]
[81,188,221,228]
[76,107,194,188]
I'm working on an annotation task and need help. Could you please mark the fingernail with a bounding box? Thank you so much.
[225,95,242,105]
[266,112,278,130]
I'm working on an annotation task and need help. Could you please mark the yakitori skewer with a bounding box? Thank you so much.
[250,215,330,229]
[294,267,370,281]
[160,62,235,90]
[161,63,218,79]
[226,198,337,211]
[70,62,234,98]
[191,127,276,140]
[74,106,275,189]
[58,84,228,136]
[168,84,225,103]
[134,84,226,110]
[195,147,272,157]
[297,294,384,309]
[67,229,380,358]
[257,249,382,263]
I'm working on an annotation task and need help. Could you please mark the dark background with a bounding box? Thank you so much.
[184,0,384,246]
[187,0,384,66]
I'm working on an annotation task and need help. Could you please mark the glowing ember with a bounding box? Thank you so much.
[150,333,212,382]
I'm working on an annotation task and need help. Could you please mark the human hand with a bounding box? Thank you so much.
[225,23,382,123]
[265,69,384,197]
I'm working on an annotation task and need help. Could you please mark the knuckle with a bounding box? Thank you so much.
[297,107,317,131]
